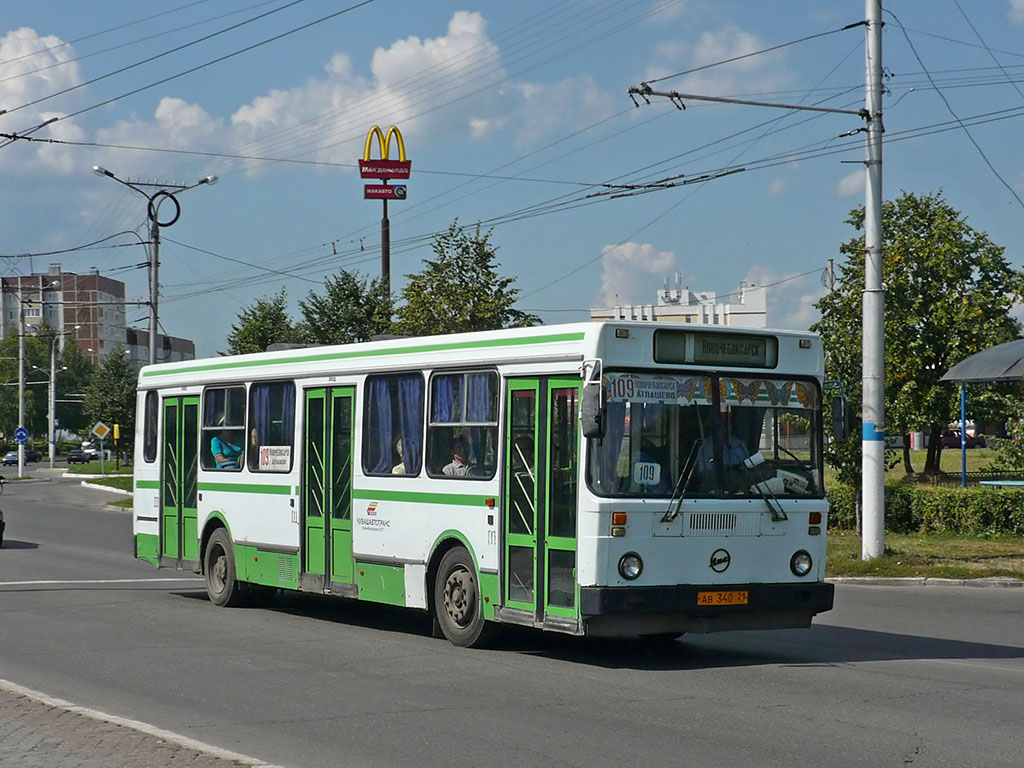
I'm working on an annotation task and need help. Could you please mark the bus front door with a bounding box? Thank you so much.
[302,387,355,593]
[504,378,580,625]
[160,395,199,569]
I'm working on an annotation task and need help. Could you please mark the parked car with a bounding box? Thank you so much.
[2,449,41,465]
[940,429,986,449]
[65,448,89,464]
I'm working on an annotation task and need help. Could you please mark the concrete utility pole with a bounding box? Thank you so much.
[861,0,886,560]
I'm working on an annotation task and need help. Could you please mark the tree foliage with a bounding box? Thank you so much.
[225,289,301,355]
[813,191,1024,476]
[0,326,94,444]
[298,270,393,344]
[84,344,137,458]
[393,222,540,336]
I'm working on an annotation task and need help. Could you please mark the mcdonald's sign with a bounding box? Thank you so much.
[359,125,411,180]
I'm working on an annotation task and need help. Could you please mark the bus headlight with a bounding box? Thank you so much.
[618,552,643,580]
[790,550,813,577]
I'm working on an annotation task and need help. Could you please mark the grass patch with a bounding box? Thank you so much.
[86,475,132,492]
[106,497,133,508]
[827,530,1024,579]
[66,461,132,475]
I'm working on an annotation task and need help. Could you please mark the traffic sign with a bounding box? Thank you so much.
[92,421,110,440]
[14,426,28,443]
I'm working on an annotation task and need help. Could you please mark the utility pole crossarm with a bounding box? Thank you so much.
[628,84,867,117]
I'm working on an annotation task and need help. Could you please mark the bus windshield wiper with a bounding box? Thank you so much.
[748,475,788,522]
[662,438,702,523]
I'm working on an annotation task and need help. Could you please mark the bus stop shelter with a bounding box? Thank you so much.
[941,338,1024,487]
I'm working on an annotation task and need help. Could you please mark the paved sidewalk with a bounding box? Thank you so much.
[0,681,282,768]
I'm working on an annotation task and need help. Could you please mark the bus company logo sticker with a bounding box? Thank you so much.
[709,549,731,573]
[357,502,390,531]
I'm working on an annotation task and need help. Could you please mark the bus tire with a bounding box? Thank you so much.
[204,528,242,607]
[434,547,488,648]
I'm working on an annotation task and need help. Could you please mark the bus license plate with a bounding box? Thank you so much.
[697,590,749,606]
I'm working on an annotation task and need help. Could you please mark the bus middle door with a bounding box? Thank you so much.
[302,387,355,593]
[160,395,199,569]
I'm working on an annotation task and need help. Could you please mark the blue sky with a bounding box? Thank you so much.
[2,0,1024,357]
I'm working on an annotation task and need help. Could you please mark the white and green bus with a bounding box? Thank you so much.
[132,321,838,646]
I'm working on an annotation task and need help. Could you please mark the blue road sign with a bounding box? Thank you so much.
[15,426,28,442]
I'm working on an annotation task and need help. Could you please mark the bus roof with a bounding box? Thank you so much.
[137,321,820,387]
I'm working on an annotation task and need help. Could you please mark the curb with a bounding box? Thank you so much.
[0,678,285,767]
[78,480,132,497]
[828,576,1024,588]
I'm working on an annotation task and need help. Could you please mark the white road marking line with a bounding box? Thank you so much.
[0,679,286,767]
[0,577,203,586]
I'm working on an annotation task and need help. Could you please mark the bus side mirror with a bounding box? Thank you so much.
[831,395,849,442]
[581,383,605,439]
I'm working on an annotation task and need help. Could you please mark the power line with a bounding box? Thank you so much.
[886,8,1024,211]
[642,22,864,87]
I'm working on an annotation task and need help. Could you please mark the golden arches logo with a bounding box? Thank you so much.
[363,125,406,162]
[359,125,411,181]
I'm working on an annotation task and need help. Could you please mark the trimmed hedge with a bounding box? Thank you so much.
[827,481,1024,536]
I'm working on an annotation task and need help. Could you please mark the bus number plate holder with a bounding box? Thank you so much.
[697,590,749,606]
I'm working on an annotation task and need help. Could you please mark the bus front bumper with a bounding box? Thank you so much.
[579,582,835,637]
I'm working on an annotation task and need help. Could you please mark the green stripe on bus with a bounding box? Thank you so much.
[352,488,491,507]
[197,482,292,495]
[136,479,160,489]
[141,331,586,378]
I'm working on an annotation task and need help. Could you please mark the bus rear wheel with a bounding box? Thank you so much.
[204,528,242,607]
[434,547,488,648]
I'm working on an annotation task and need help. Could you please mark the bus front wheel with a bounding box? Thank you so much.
[204,528,242,607]
[434,547,488,647]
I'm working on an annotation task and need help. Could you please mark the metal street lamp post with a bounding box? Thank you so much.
[92,166,218,365]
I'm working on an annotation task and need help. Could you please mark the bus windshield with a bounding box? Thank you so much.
[587,372,823,499]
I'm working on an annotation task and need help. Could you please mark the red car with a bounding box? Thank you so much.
[939,430,986,449]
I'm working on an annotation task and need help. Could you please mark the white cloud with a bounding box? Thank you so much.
[0,27,84,175]
[87,11,603,180]
[836,170,863,196]
[768,177,786,197]
[743,265,824,330]
[1011,0,1024,24]
[597,241,676,305]
[646,25,792,96]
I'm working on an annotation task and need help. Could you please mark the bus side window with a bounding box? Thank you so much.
[201,386,246,471]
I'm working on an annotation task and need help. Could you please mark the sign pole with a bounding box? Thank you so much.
[381,198,390,295]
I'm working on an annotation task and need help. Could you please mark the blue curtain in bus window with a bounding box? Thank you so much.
[368,377,392,473]
[204,392,218,426]
[397,375,423,473]
[251,384,270,443]
[466,373,492,421]
[280,384,295,442]
[601,401,627,493]
[432,375,457,422]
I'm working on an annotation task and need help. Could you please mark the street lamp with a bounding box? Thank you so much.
[3,279,58,477]
[92,166,218,365]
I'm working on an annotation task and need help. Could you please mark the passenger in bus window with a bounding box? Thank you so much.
[442,437,471,477]
[392,438,406,474]
[211,421,242,469]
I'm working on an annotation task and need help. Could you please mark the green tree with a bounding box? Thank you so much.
[813,191,1024,477]
[84,345,137,461]
[298,269,393,344]
[225,289,301,355]
[393,222,540,336]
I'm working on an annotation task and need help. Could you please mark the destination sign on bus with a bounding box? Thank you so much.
[654,329,778,368]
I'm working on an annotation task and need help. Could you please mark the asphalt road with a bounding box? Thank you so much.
[1,475,1022,768]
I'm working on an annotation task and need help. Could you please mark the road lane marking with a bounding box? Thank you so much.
[0,577,203,586]
[0,679,286,767]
